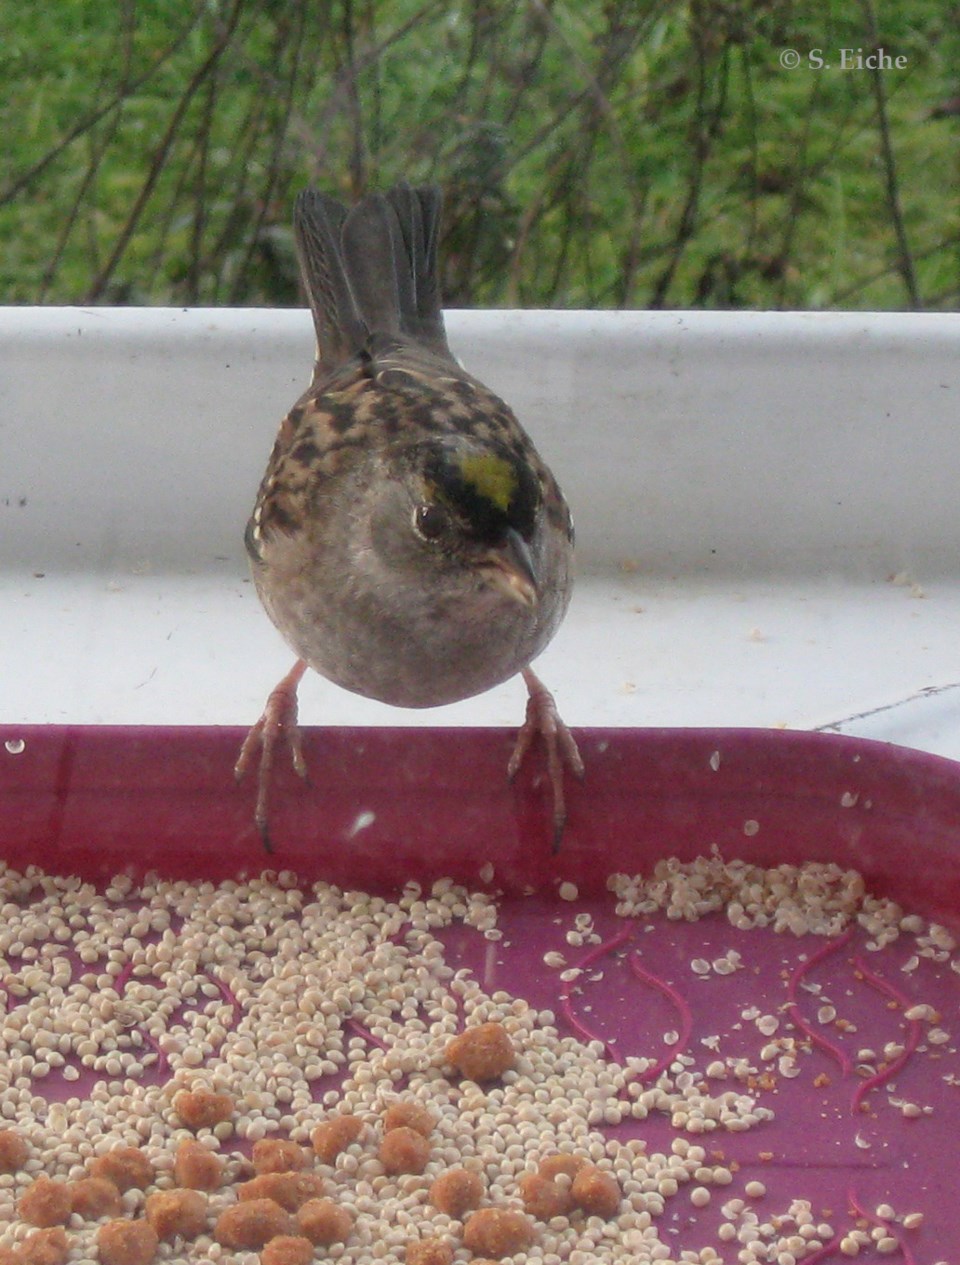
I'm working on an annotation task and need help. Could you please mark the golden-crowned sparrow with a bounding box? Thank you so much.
[236,182,581,848]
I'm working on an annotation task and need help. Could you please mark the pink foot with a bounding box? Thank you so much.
[234,659,308,850]
[508,667,584,849]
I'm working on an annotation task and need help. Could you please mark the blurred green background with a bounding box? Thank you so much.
[3,0,959,309]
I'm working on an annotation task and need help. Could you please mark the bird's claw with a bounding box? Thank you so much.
[509,667,584,850]
[235,660,308,851]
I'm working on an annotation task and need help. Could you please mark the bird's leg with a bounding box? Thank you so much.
[508,667,584,850]
[234,658,309,851]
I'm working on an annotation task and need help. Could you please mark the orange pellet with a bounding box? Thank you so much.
[297,1197,354,1246]
[406,1238,453,1265]
[144,1188,208,1240]
[518,1172,574,1220]
[378,1126,431,1175]
[214,1198,294,1249]
[310,1114,364,1163]
[19,1227,70,1265]
[260,1234,316,1265]
[382,1100,436,1137]
[237,1171,326,1212]
[0,1129,29,1173]
[88,1147,155,1192]
[462,1208,535,1259]
[96,1218,160,1265]
[537,1153,587,1182]
[18,1177,72,1228]
[428,1168,484,1218]
[445,1022,516,1083]
[252,1138,308,1174]
[570,1165,621,1218]
[173,1088,235,1131]
[172,1138,224,1191]
[70,1176,123,1220]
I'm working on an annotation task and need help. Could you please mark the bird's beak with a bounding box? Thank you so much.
[481,528,539,608]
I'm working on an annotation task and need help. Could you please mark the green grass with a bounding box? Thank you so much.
[2,0,958,309]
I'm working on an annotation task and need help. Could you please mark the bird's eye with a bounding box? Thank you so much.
[413,504,447,541]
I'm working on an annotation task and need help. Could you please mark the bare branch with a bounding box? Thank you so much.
[860,0,921,308]
[84,0,245,302]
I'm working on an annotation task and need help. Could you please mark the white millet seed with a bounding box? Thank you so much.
[0,856,951,1262]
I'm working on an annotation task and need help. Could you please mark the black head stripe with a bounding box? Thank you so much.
[420,439,539,543]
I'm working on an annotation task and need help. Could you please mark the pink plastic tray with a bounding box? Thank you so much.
[2,725,959,1261]
[2,726,960,913]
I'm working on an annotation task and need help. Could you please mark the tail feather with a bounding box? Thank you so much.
[293,189,364,373]
[383,183,447,355]
[339,191,411,341]
[293,182,451,381]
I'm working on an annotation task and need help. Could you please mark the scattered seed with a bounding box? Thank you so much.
[0,854,950,1263]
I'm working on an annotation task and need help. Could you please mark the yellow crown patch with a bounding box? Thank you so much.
[458,453,517,513]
